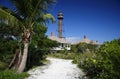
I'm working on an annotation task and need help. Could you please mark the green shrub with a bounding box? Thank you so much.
[0,70,29,79]
[73,52,95,64]
[71,43,98,53]
[0,61,8,71]
[81,39,120,79]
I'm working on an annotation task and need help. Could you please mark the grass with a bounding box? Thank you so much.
[48,52,76,59]
[0,70,29,79]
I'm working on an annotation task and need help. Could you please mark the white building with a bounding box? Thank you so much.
[48,32,71,50]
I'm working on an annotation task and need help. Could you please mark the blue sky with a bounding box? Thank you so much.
[0,0,120,43]
[47,0,120,43]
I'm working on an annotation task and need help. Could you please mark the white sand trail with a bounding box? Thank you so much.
[26,58,85,79]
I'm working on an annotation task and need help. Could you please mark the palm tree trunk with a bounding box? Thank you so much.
[17,29,30,73]
[9,49,22,70]
[17,42,28,73]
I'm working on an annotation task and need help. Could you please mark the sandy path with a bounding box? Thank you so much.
[26,57,85,79]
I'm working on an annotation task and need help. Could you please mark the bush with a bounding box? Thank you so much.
[0,70,29,79]
[81,39,120,79]
[71,43,98,53]
[0,38,18,71]
[0,61,8,71]
[73,52,95,64]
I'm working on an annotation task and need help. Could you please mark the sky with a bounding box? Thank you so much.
[0,0,120,43]
[47,0,120,43]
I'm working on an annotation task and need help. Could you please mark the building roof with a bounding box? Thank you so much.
[48,33,99,45]
[80,35,91,43]
[48,35,69,44]
[75,35,99,45]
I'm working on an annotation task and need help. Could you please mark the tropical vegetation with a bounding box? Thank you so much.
[81,39,120,79]
[49,39,120,79]
[0,0,56,74]
[0,0,120,79]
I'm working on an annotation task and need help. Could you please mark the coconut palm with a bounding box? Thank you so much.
[0,0,55,73]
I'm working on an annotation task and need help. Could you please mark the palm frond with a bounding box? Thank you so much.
[1,0,56,28]
[10,0,55,26]
[0,8,23,27]
[43,13,55,23]
[10,0,31,18]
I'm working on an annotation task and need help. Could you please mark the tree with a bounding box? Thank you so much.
[0,21,19,71]
[0,0,55,73]
[26,24,59,70]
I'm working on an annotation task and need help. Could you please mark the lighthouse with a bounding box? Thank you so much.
[58,11,64,38]
[48,11,71,51]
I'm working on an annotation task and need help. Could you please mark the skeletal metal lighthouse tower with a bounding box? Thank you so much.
[58,11,64,38]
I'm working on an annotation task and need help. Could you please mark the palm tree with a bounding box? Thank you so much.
[0,0,55,73]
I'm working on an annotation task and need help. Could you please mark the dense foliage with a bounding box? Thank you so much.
[26,24,59,70]
[0,0,56,73]
[0,23,58,70]
[71,43,98,53]
[81,39,120,79]
[0,23,19,71]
